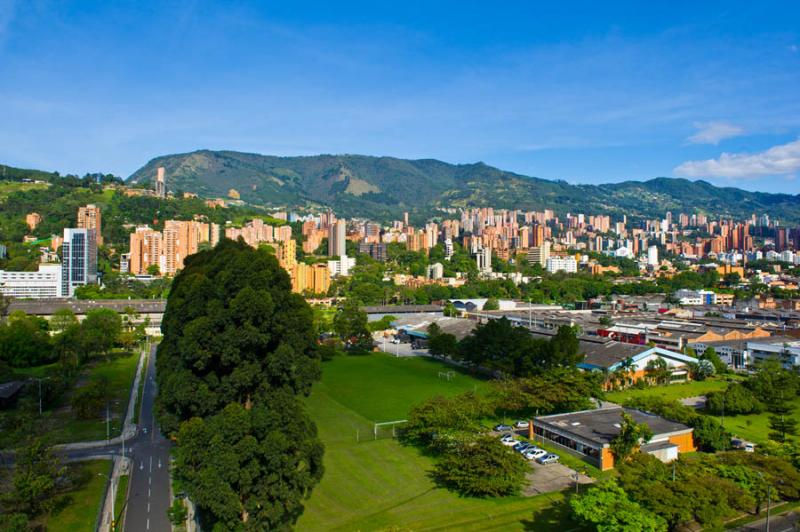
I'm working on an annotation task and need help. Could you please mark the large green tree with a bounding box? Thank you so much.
[570,481,667,532]
[433,435,528,497]
[156,239,323,530]
[175,400,323,529]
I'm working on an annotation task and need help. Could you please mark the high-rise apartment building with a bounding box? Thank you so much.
[77,204,103,245]
[128,226,163,275]
[328,220,346,257]
[155,166,166,198]
[61,228,97,296]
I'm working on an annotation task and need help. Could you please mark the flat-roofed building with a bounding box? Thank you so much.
[532,406,695,470]
[0,264,64,298]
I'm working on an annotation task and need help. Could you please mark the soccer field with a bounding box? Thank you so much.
[297,353,586,531]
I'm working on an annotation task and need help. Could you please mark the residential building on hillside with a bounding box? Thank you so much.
[25,212,42,231]
[155,166,166,197]
[77,204,103,245]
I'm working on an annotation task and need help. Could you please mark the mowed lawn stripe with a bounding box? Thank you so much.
[298,354,584,532]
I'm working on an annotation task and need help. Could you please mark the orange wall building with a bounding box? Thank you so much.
[531,406,695,471]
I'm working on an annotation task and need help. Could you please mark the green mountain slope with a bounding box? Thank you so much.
[126,150,800,222]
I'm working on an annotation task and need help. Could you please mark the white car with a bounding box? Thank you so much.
[514,420,530,429]
[524,448,547,460]
[499,435,519,446]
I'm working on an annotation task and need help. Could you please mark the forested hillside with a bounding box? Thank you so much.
[128,150,800,222]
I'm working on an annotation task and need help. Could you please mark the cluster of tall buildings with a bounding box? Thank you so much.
[125,220,220,276]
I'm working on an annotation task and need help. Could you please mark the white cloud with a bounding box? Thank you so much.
[687,121,744,145]
[674,138,800,179]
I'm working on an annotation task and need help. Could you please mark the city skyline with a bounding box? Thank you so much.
[0,1,798,192]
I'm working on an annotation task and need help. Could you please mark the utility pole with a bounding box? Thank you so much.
[106,402,110,443]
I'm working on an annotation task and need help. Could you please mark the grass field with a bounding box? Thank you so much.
[47,460,108,532]
[1,352,139,447]
[297,353,586,531]
[0,180,49,200]
[605,379,728,404]
[705,395,800,445]
[50,352,139,443]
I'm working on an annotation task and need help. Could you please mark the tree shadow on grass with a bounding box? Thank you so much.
[521,493,584,531]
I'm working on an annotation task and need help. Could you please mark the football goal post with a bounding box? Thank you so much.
[438,371,456,381]
[373,420,408,440]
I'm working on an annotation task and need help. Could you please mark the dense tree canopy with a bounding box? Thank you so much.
[571,480,667,532]
[156,239,321,430]
[455,319,583,376]
[156,239,323,530]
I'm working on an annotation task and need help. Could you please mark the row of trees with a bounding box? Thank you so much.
[0,308,132,372]
[428,318,582,377]
[155,240,324,530]
[572,452,800,531]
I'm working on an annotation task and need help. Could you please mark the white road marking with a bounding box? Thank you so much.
[147,502,150,512]
[149,476,152,485]
[139,461,143,470]
[146,517,150,530]
[148,487,151,497]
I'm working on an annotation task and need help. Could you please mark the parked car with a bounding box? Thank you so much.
[513,442,533,452]
[494,424,513,432]
[536,453,560,465]
[524,449,547,460]
[499,435,519,446]
[514,420,530,429]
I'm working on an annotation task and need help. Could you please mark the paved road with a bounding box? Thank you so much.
[124,345,172,532]
[62,345,172,531]
[736,510,800,531]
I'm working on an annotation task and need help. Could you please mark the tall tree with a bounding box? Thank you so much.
[156,239,323,530]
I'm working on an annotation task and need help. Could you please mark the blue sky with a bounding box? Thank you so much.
[1,1,799,192]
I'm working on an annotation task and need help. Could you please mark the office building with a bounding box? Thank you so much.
[527,242,551,266]
[61,228,97,297]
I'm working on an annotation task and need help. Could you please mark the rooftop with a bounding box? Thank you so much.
[535,406,692,446]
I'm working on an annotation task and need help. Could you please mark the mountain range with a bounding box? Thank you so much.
[119,149,796,223]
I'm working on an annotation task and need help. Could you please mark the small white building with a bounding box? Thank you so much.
[327,255,356,278]
[545,256,577,274]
